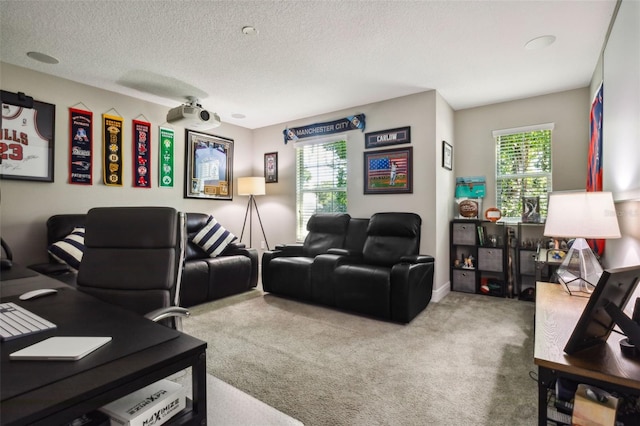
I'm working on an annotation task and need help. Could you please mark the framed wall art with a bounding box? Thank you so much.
[264,152,278,183]
[442,141,452,170]
[364,126,411,149]
[1,90,55,182]
[364,147,413,194]
[184,129,234,200]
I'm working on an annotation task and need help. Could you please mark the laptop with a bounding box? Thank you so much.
[9,336,112,361]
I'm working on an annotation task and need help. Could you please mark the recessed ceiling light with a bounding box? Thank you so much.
[26,51,59,64]
[524,35,556,50]
[231,113,246,119]
[242,26,258,36]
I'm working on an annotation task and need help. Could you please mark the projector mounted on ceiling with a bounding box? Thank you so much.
[166,97,221,130]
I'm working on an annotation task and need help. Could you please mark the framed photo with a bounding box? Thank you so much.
[364,126,411,149]
[1,93,55,182]
[184,129,233,200]
[442,141,452,170]
[364,147,413,194]
[522,196,541,223]
[264,152,278,183]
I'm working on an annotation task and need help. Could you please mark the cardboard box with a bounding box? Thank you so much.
[99,379,185,426]
[571,384,618,426]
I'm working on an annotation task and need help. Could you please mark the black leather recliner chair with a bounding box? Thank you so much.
[262,213,351,300]
[329,212,435,323]
[181,213,258,307]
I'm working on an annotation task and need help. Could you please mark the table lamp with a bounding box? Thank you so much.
[238,177,269,250]
[543,191,620,293]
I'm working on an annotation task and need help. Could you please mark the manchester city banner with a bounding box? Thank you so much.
[158,127,174,188]
[103,113,123,186]
[69,107,93,185]
[132,119,151,188]
[283,114,365,144]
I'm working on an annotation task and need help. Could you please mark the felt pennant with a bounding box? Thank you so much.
[102,113,123,186]
[132,119,151,188]
[69,108,93,184]
[158,127,174,187]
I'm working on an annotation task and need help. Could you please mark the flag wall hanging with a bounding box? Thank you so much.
[158,127,174,188]
[69,107,93,184]
[132,118,151,188]
[102,113,123,186]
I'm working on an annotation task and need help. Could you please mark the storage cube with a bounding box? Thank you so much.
[478,247,503,272]
[452,269,476,293]
[452,222,477,245]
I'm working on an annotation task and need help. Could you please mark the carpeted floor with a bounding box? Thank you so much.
[182,288,538,426]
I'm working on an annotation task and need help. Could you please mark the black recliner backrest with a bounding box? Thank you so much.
[77,207,182,317]
[303,213,351,257]
[184,212,211,260]
[362,212,421,266]
[344,218,369,254]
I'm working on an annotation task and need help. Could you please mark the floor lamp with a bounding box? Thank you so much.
[543,191,620,294]
[238,177,269,250]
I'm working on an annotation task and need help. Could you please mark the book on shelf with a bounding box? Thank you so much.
[477,225,485,246]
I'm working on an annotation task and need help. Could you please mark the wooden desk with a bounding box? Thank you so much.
[534,282,640,425]
[1,274,207,426]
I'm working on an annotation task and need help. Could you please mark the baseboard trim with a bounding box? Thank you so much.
[431,282,450,303]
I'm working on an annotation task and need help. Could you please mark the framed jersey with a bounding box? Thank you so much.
[1,91,55,182]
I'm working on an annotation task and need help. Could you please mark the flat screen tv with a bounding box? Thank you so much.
[564,265,640,355]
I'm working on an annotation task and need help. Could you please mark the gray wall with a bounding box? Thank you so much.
[1,63,256,265]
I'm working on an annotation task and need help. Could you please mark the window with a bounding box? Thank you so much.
[296,138,347,240]
[493,123,553,220]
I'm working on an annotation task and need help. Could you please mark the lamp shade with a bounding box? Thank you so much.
[237,177,266,196]
[543,191,621,239]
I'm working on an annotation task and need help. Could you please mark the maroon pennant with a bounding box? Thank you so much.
[132,119,151,188]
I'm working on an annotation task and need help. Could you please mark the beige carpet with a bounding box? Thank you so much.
[182,289,537,426]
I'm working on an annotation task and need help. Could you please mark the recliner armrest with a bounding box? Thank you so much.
[327,248,363,262]
[400,255,435,264]
[28,262,74,276]
[273,243,304,256]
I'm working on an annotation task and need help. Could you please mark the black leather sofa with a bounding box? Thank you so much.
[29,212,258,307]
[262,212,435,323]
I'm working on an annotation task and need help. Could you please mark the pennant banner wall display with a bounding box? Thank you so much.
[132,119,151,188]
[69,108,93,184]
[158,127,174,187]
[102,113,123,186]
[283,114,365,144]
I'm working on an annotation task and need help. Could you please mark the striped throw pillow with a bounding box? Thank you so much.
[192,216,237,257]
[48,227,85,270]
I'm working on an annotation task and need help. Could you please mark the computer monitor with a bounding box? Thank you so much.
[564,265,640,355]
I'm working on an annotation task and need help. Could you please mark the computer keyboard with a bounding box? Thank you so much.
[0,302,57,341]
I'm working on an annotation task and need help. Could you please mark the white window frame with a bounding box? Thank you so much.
[295,135,348,241]
[493,123,554,221]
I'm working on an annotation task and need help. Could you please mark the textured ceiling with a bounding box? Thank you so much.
[0,1,617,129]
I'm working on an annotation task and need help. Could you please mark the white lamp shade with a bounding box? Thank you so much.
[543,191,621,239]
[237,177,266,196]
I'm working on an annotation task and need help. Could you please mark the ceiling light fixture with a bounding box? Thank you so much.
[524,35,556,50]
[231,113,246,119]
[26,51,59,64]
[242,26,258,36]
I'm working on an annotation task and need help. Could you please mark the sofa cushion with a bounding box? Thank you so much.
[192,215,236,257]
[48,227,85,270]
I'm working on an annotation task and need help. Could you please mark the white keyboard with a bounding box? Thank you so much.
[0,302,57,341]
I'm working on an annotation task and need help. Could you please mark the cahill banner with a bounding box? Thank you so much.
[283,114,365,144]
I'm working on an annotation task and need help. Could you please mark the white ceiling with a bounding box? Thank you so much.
[0,0,617,129]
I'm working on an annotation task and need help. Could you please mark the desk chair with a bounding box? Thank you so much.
[77,207,188,328]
